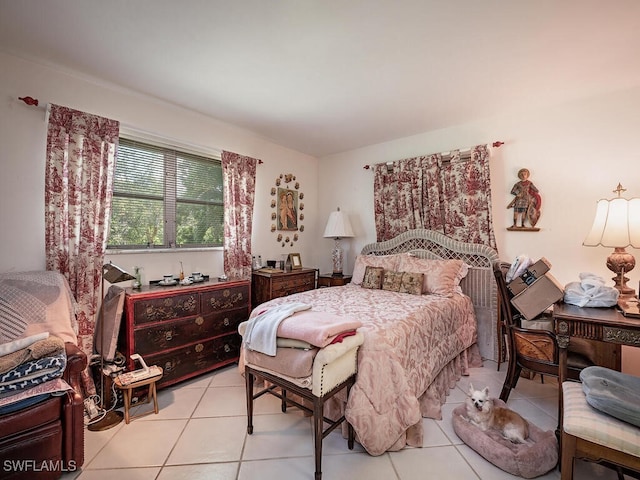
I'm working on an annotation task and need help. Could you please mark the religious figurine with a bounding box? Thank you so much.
[507,168,541,230]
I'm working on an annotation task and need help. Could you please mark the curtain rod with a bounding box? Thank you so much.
[362,141,504,170]
[18,95,263,164]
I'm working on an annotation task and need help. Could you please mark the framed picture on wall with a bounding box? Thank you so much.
[288,253,302,269]
[277,187,298,231]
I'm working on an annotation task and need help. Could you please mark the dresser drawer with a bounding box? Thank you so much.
[148,333,241,388]
[271,273,315,296]
[201,284,249,314]
[132,292,199,326]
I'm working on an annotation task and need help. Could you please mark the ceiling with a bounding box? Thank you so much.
[2,1,640,157]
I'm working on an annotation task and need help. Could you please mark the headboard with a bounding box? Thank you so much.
[361,229,500,362]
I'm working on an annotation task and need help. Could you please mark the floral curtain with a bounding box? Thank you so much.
[222,151,258,279]
[373,144,496,250]
[45,105,119,356]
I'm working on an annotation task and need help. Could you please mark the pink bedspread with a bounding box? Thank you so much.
[249,284,479,455]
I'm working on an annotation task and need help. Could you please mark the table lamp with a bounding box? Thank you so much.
[323,207,354,276]
[87,262,135,431]
[583,183,640,298]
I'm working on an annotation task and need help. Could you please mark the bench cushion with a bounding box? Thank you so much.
[563,381,640,458]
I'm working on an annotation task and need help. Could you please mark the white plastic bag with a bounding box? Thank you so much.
[506,254,532,283]
[563,273,619,307]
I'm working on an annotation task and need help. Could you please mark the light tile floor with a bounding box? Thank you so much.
[64,360,631,480]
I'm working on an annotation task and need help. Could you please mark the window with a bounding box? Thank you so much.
[108,138,223,249]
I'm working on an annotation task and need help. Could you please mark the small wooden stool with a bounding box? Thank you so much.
[113,369,163,424]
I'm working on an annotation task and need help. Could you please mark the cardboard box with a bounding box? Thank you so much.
[507,257,552,296]
[510,272,564,320]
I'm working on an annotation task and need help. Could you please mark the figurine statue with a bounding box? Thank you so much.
[507,168,541,229]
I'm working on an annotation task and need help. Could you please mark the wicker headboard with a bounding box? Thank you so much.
[361,229,500,361]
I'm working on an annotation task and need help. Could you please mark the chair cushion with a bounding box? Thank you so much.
[563,381,640,458]
[580,366,640,428]
[452,400,558,478]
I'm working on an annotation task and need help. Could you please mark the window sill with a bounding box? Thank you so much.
[107,246,223,255]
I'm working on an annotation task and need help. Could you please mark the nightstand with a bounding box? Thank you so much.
[317,274,352,288]
[252,268,317,305]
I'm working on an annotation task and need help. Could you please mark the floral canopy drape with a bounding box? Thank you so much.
[222,151,259,279]
[373,144,496,250]
[45,105,119,355]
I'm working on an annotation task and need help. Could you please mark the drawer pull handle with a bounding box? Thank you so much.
[224,344,231,353]
[164,361,175,372]
[195,316,204,326]
[195,343,204,353]
[223,317,230,326]
[165,330,174,341]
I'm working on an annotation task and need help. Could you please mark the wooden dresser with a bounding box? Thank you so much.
[119,279,250,389]
[252,268,317,306]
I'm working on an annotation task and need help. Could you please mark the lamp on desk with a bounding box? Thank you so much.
[88,262,135,432]
[323,207,354,276]
[583,183,640,298]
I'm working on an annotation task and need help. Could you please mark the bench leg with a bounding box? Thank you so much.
[245,367,254,435]
[314,397,323,480]
[347,380,354,450]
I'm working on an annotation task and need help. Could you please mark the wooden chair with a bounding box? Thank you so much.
[561,381,640,480]
[493,261,595,402]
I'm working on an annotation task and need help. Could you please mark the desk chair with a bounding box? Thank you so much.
[493,261,595,401]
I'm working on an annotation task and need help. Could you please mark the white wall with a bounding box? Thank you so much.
[0,52,319,280]
[319,86,640,289]
[318,86,640,372]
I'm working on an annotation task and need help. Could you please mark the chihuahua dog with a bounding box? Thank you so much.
[465,384,529,443]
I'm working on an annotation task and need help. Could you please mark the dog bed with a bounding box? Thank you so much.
[452,399,558,478]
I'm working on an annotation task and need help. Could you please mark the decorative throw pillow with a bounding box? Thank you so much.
[398,254,468,297]
[381,270,404,292]
[400,272,424,295]
[352,254,401,285]
[362,266,384,289]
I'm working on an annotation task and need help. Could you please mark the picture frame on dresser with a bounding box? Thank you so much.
[288,253,302,269]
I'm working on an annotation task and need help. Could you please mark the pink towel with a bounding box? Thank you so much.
[277,310,362,348]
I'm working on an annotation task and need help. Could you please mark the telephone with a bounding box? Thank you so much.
[117,354,162,386]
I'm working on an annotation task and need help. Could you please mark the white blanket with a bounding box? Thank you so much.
[242,302,310,355]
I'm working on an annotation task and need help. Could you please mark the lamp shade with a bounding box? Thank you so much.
[323,208,354,238]
[583,197,640,248]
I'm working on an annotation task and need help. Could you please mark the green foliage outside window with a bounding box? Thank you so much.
[107,138,223,248]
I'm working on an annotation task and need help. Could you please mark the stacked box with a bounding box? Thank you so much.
[507,257,552,295]
[508,257,564,320]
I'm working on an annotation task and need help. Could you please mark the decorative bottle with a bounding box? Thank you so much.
[133,266,142,289]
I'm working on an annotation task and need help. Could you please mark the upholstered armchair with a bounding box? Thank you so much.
[0,271,87,480]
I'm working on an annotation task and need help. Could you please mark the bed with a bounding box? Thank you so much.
[245,229,499,455]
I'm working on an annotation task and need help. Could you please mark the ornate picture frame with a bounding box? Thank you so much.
[288,253,302,269]
[277,187,298,231]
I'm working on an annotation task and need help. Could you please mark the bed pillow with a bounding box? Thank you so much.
[352,254,401,285]
[362,266,384,289]
[398,254,468,297]
[381,270,404,292]
[399,272,424,296]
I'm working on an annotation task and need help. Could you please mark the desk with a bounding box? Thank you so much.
[554,303,634,451]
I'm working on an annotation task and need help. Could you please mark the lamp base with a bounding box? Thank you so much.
[87,410,124,431]
[331,238,344,276]
[607,247,636,298]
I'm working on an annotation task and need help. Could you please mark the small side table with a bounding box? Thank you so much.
[113,369,163,424]
[317,274,352,288]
